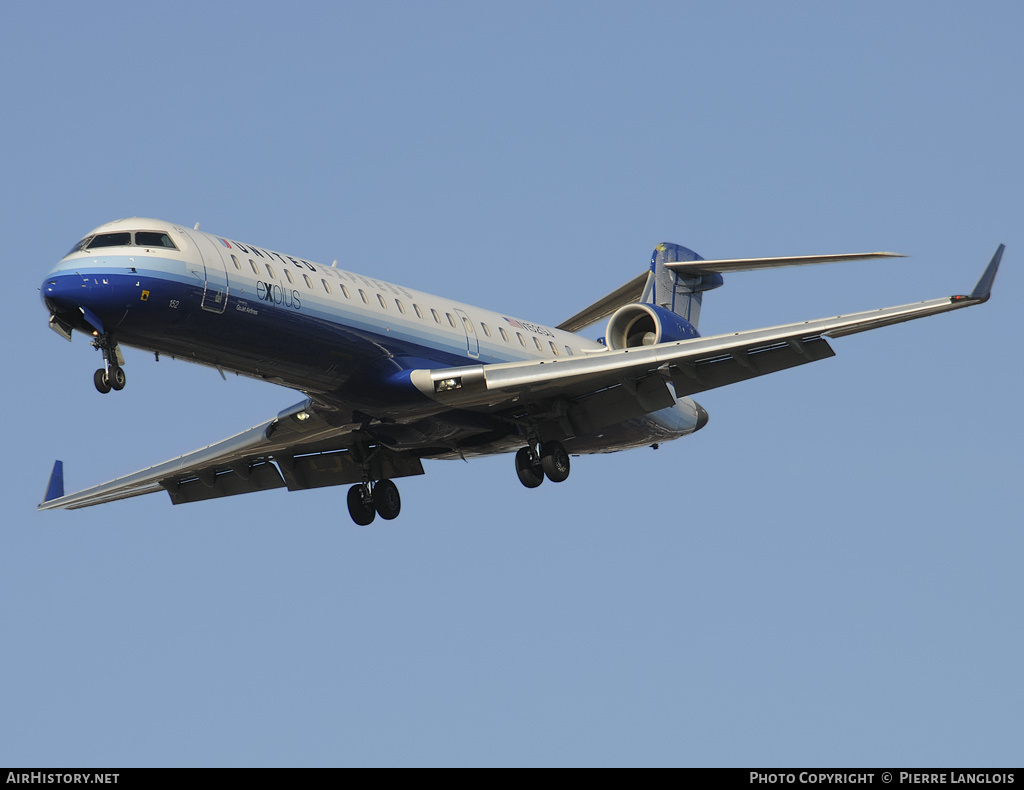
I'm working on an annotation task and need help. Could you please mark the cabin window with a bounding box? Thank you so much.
[284,269,294,284]
[303,274,313,288]
[395,299,406,314]
[446,313,457,328]
[249,259,259,274]
[462,317,473,333]
[499,328,509,342]
[377,294,387,309]
[230,255,240,269]
[564,346,573,356]
[265,263,276,279]
[341,284,350,299]
[414,304,424,319]
[322,279,331,294]
[517,332,526,347]
[87,232,132,249]
[481,323,491,337]
[549,341,559,356]
[533,337,542,351]
[359,289,368,304]
[431,308,441,323]
[135,231,177,249]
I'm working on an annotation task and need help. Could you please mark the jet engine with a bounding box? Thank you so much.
[604,303,699,350]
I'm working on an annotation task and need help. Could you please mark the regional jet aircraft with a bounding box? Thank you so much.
[38,219,1003,523]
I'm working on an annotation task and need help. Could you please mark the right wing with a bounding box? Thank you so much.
[38,400,424,510]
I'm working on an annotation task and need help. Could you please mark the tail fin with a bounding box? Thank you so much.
[641,243,724,330]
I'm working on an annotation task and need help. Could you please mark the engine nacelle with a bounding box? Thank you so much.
[605,303,699,350]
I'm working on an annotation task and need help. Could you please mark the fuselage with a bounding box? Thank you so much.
[41,218,705,458]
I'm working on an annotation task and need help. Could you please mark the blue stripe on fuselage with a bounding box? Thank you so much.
[42,253,531,404]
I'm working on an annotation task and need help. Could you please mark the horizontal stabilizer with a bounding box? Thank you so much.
[556,271,648,333]
[665,252,903,275]
[557,252,905,332]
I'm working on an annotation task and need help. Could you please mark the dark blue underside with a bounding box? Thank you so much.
[44,272,470,414]
[43,269,684,457]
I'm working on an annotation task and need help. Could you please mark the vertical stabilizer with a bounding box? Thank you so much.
[642,243,723,330]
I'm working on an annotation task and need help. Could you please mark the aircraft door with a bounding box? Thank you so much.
[454,308,480,358]
[191,232,230,314]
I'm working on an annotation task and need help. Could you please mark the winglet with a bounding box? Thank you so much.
[41,460,65,505]
[969,244,1005,302]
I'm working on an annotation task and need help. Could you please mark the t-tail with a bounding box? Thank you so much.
[557,244,906,336]
[640,243,724,331]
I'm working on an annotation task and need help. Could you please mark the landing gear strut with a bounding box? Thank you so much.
[91,334,126,394]
[515,440,571,488]
[346,479,403,525]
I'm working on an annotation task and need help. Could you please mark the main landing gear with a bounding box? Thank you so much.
[91,334,126,394]
[346,479,402,525]
[515,440,571,488]
[93,366,126,394]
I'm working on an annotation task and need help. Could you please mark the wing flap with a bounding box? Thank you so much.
[163,460,286,505]
[668,337,836,397]
[277,450,424,492]
[568,374,677,435]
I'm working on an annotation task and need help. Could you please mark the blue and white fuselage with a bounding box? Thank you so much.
[42,218,703,460]
[41,217,1000,521]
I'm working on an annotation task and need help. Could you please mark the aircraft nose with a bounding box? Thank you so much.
[41,272,118,336]
[41,273,87,314]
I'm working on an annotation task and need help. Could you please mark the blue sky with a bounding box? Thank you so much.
[2,0,1022,767]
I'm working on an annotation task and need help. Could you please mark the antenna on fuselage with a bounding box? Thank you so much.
[332,260,338,268]
[194,222,200,230]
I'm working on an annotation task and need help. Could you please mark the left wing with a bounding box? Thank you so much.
[39,399,424,510]
[413,246,1004,431]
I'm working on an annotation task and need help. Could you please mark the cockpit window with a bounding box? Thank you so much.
[67,237,93,256]
[135,231,177,249]
[68,229,180,256]
[86,232,132,249]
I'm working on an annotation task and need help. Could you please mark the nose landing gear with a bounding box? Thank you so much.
[91,334,126,394]
[93,367,126,394]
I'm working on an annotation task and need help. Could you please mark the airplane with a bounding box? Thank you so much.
[38,218,1004,524]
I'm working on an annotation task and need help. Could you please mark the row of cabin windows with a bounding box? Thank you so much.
[230,254,575,358]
